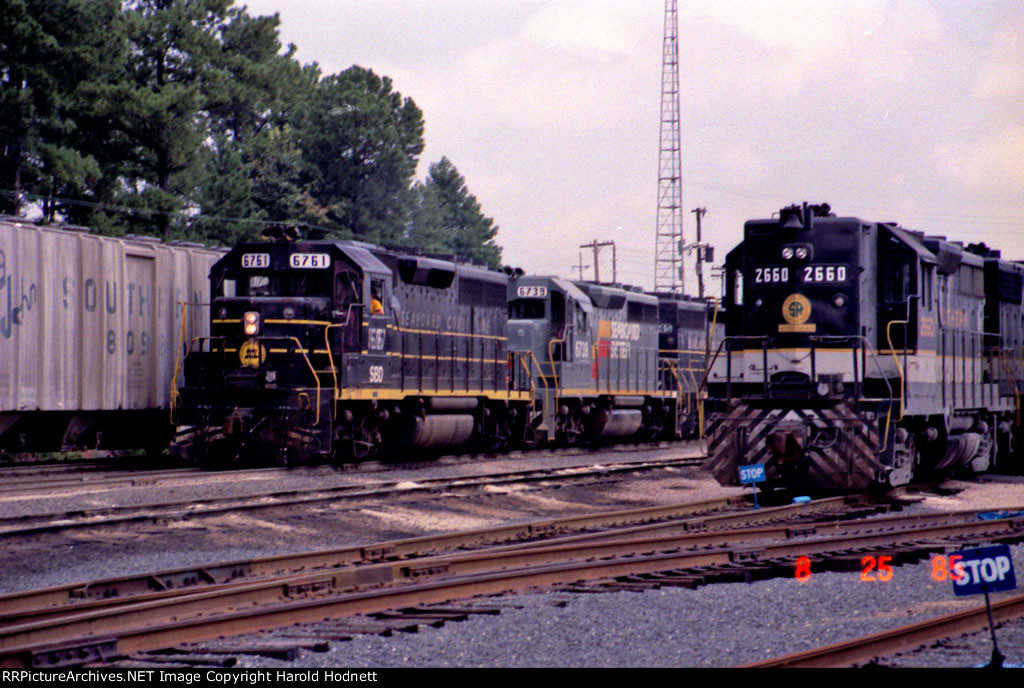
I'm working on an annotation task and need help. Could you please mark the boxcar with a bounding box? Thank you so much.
[0,217,222,452]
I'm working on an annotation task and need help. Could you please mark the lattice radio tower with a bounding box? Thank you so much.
[654,0,683,295]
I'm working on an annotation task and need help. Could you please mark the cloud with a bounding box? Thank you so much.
[973,18,1024,105]
[933,125,1024,197]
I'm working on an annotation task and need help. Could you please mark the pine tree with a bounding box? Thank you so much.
[293,66,425,244]
[0,0,121,218]
[410,157,501,269]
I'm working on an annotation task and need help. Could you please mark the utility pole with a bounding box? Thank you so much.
[572,252,589,281]
[654,0,684,295]
[579,240,616,284]
[691,207,706,300]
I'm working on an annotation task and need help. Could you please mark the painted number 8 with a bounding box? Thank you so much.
[795,556,811,582]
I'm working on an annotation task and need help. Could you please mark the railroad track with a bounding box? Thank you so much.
[745,591,1024,668]
[18,497,1024,668]
[0,454,706,539]
[0,441,703,498]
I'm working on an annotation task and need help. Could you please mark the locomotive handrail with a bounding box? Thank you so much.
[661,358,685,417]
[324,323,344,420]
[707,297,720,360]
[515,350,548,422]
[170,300,216,425]
[170,301,189,425]
[547,336,566,398]
[886,319,908,423]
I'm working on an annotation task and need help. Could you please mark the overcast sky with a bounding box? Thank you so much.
[240,0,1023,294]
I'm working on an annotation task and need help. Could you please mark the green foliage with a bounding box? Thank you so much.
[0,0,121,218]
[0,2,504,265]
[293,66,425,244]
[410,158,502,269]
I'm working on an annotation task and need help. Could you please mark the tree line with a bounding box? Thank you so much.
[0,0,501,268]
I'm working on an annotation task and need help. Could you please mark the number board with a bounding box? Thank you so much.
[516,286,548,298]
[951,544,1017,596]
[289,253,331,269]
[738,464,766,484]
[801,265,848,283]
[241,253,270,269]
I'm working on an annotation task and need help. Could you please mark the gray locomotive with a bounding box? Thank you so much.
[705,203,1024,489]
[507,278,715,444]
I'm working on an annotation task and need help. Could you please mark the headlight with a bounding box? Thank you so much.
[795,247,809,259]
[243,311,260,336]
[218,307,228,319]
[833,294,847,308]
[283,306,295,320]
[781,247,794,260]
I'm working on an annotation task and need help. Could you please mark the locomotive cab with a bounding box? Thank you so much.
[508,277,595,443]
[176,240,394,464]
[707,203,1019,491]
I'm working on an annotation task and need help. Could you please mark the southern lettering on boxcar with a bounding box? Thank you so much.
[0,218,220,452]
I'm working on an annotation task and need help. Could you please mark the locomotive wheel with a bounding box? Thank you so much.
[351,421,380,460]
[335,409,381,461]
[556,407,584,446]
[643,403,667,441]
[520,416,543,449]
[482,404,511,453]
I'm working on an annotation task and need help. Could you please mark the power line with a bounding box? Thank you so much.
[0,188,339,234]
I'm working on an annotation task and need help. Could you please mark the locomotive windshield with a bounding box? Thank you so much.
[510,298,546,319]
[232,271,332,297]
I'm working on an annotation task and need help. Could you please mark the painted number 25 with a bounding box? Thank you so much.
[860,555,893,582]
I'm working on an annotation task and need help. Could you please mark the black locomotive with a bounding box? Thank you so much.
[705,203,1024,489]
[172,236,717,464]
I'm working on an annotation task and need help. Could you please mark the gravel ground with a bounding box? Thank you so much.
[3,451,1022,668]
[0,443,704,519]
[212,540,1024,668]
[0,444,735,595]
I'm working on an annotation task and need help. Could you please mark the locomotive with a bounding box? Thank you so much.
[172,234,718,465]
[172,237,529,464]
[705,202,1024,490]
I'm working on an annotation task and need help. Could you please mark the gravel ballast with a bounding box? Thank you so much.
[3,451,1022,668]
[215,541,1024,669]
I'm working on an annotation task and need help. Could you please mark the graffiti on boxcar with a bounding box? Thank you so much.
[0,249,38,339]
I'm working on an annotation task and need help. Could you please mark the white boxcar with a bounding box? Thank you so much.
[0,218,223,451]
